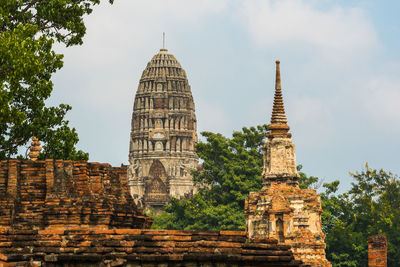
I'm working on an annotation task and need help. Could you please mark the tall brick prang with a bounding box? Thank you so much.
[128,47,198,212]
[368,235,387,267]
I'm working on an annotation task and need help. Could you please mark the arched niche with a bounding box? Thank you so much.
[148,159,167,183]
[145,160,168,203]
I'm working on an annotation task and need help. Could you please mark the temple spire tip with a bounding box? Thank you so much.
[268,60,290,138]
[275,60,281,90]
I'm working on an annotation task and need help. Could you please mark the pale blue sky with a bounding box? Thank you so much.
[50,0,400,191]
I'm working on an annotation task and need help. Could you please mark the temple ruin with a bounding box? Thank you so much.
[128,48,198,212]
[245,61,331,266]
[7,59,395,266]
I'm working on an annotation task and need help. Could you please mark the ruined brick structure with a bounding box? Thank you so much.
[0,158,304,266]
[245,61,331,266]
[0,229,304,266]
[128,48,198,212]
[368,235,387,267]
[0,159,152,230]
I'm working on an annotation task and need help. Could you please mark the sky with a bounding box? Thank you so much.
[50,0,400,191]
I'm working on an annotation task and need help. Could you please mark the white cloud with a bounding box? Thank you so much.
[52,0,230,114]
[239,0,377,58]
[196,99,232,137]
[364,75,400,131]
[58,0,228,69]
[287,95,335,147]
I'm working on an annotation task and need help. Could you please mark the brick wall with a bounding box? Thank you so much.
[368,235,387,267]
[0,159,152,230]
[0,159,305,266]
[0,229,304,266]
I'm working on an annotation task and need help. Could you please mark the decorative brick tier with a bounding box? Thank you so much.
[246,185,329,267]
[0,159,152,230]
[0,229,305,266]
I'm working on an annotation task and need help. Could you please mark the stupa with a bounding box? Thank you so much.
[245,61,331,266]
[128,47,198,212]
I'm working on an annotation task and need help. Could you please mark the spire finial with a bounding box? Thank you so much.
[28,136,42,161]
[267,60,291,138]
[275,60,281,90]
[163,32,165,49]
[160,32,168,53]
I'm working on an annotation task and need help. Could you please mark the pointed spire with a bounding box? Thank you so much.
[275,60,282,89]
[267,60,291,138]
[160,32,168,53]
[163,32,166,49]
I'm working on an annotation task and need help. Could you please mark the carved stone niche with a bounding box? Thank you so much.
[150,130,168,141]
[143,160,169,212]
[155,76,166,83]
[154,98,165,109]
[155,141,163,151]
[157,83,163,92]
[150,111,166,118]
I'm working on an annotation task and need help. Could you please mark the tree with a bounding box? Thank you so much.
[152,125,267,230]
[323,164,400,267]
[1,0,113,46]
[0,0,113,160]
[152,125,322,230]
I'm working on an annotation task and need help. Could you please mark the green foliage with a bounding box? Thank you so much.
[152,196,245,231]
[0,0,112,160]
[298,164,320,189]
[1,0,114,46]
[321,184,365,267]
[152,125,268,230]
[323,163,400,267]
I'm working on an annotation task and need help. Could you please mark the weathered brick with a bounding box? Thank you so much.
[0,242,11,248]
[0,160,303,267]
[38,229,65,235]
[151,235,191,241]
[219,230,246,236]
[115,229,142,235]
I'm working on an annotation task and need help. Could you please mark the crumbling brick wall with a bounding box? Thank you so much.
[0,159,306,266]
[0,159,152,230]
[368,235,387,267]
[0,229,304,266]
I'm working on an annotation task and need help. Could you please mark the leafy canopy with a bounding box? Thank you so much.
[0,0,112,160]
[323,164,400,267]
[152,125,267,230]
[1,0,114,46]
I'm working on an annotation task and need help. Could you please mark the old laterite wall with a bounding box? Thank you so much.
[0,159,152,230]
[0,159,303,267]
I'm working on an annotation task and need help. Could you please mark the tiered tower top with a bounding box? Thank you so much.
[267,60,291,139]
[137,48,191,94]
[129,48,197,158]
